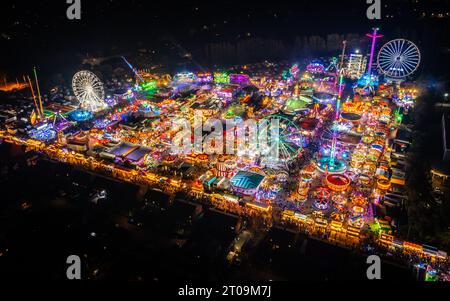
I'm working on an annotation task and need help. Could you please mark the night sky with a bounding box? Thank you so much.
[1,0,450,77]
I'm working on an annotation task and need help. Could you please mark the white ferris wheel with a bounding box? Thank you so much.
[377,39,421,79]
[72,70,106,112]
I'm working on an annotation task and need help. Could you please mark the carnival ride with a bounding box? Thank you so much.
[28,123,57,141]
[259,114,304,165]
[325,174,351,192]
[354,28,383,95]
[312,92,336,104]
[69,109,94,122]
[377,39,421,79]
[306,62,325,74]
[332,194,347,212]
[313,187,331,210]
[315,74,347,174]
[72,71,106,112]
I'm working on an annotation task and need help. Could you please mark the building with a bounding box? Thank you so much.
[346,52,367,79]
[108,142,151,166]
[230,170,265,196]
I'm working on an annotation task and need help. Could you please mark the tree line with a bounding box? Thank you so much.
[200,33,367,65]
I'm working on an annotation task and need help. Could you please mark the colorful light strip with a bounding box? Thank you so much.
[366,28,383,76]
[329,73,344,168]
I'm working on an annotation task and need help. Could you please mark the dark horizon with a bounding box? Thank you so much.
[1,0,450,79]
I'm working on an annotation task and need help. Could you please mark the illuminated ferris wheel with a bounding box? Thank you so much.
[72,70,106,112]
[261,114,303,163]
[377,39,421,79]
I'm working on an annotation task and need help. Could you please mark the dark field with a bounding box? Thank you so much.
[0,143,414,281]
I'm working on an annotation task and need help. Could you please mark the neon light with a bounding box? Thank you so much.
[141,80,158,91]
[229,74,249,85]
[69,109,93,122]
[121,56,144,83]
[197,72,213,83]
[329,74,344,168]
[394,108,403,124]
[366,28,383,76]
[213,72,230,84]
[306,62,325,74]
[174,72,196,83]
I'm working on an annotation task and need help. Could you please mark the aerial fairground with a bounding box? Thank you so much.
[1,0,450,293]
